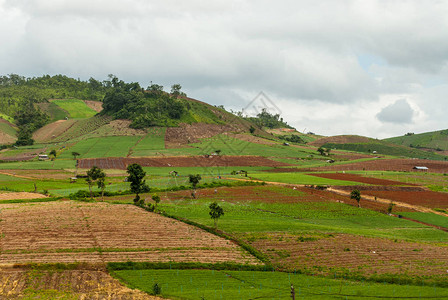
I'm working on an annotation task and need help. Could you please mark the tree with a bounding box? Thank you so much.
[188,174,202,198]
[49,149,57,159]
[72,151,80,160]
[86,166,104,199]
[350,189,361,208]
[127,163,148,204]
[317,147,325,156]
[97,170,106,201]
[152,194,161,211]
[170,84,183,97]
[249,125,256,134]
[209,201,224,228]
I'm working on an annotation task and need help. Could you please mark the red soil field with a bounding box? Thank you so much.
[309,173,417,186]
[0,201,259,265]
[302,158,448,173]
[335,186,448,208]
[78,155,289,169]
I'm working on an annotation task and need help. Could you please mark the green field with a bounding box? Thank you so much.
[113,269,448,299]
[130,128,166,156]
[385,130,448,151]
[0,121,16,137]
[250,172,360,185]
[398,212,448,228]
[159,191,447,242]
[59,136,141,158]
[50,99,97,119]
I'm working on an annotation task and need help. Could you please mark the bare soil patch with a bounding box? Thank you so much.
[0,192,47,201]
[79,155,289,169]
[33,119,77,142]
[0,201,259,265]
[90,119,146,137]
[309,173,417,186]
[165,123,242,148]
[0,266,158,299]
[250,233,448,277]
[84,100,103,112]
[0,169,74,180]
[302,158,448,173]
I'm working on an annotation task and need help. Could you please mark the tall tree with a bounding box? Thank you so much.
[209,202,224,229]
[86,166,104,199]
[350,189,361,208]
[188,174,201,198]
[72,151,80,160]
[127,163,148,204]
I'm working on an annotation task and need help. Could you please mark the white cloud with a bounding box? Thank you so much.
[1,0,448,138]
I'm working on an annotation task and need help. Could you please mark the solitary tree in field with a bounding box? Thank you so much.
[127,163,148,204]
[49,149,57,159]
[72,151,80,160]
[189,174,201,198]
[350,189,361,208]
[317,147,325,156]
[86,166,105,199]
[209,201,224,229]
[152,194,161,211]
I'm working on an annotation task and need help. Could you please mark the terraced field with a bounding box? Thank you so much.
[50,99,98,119]
[0,201,259,265]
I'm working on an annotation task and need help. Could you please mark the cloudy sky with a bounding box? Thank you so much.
[1,0,447,138]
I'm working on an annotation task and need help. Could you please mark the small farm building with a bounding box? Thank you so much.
[413,166,428,171]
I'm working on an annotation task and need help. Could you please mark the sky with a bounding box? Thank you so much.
[1,0,448,139]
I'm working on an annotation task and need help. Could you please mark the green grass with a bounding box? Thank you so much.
[385,129,448,151]
[113,269,448,299]
[398,212,448,228]
[0,121,16,137]
[130,128,166,156]
[59,136,141,158]
[250,172,361,185]
[159,196,448,242]
[50,99,97,119]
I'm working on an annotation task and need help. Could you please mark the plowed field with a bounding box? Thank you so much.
[0,201,259,265]
[0,266,158,299]
[251,233,448,276]
[78,156,289,169]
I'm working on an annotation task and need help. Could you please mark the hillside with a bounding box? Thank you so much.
[385,130,448,154]
[310,134,448,161]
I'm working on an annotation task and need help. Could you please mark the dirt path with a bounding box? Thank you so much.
[0,171,34,180]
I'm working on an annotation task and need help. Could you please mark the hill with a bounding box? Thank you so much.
[310,134,448,161]
[384,130,448,154]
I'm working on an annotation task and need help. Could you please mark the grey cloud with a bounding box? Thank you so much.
[376,99,415,124]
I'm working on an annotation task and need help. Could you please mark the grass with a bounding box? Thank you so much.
[130,127,166,157]
[385,129,448,151]
[50,99,97,119]
[398,212,448,228]
[112,269,448,299]
[249,172,361,185]
[58,136,141,158]
[0,120,16,137]
[159,195,448,242]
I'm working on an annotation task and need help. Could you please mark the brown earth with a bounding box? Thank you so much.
[0,192,47,201]
[0,265,159,299]
[0,201,259,265]
[309,173,418,186]
[165,123,243,148]
[249,233,448,277]
[0,147,46,161]
[300,158,448,173]
[334,186,448,209]
[0,169,75,180]
[33,119,77,142]
[88,119,147,137]
[309,135,372,147]
[84,100,103,112]
[78,155,290,169]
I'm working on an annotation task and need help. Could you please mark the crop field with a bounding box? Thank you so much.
[114,269,448,300]
[32,119,78,143]
[398,212,448,228]
[308,172,417,186]
[0,266,155,299]
[52,115,112,142]
[0,201,258,265]
[59,136,141,158]
[250,172,361,185]
[78,155,289,169]
[302,158,448,173]
[130,127,166,157]
[159,185,448,279]
[50,99,98,119]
